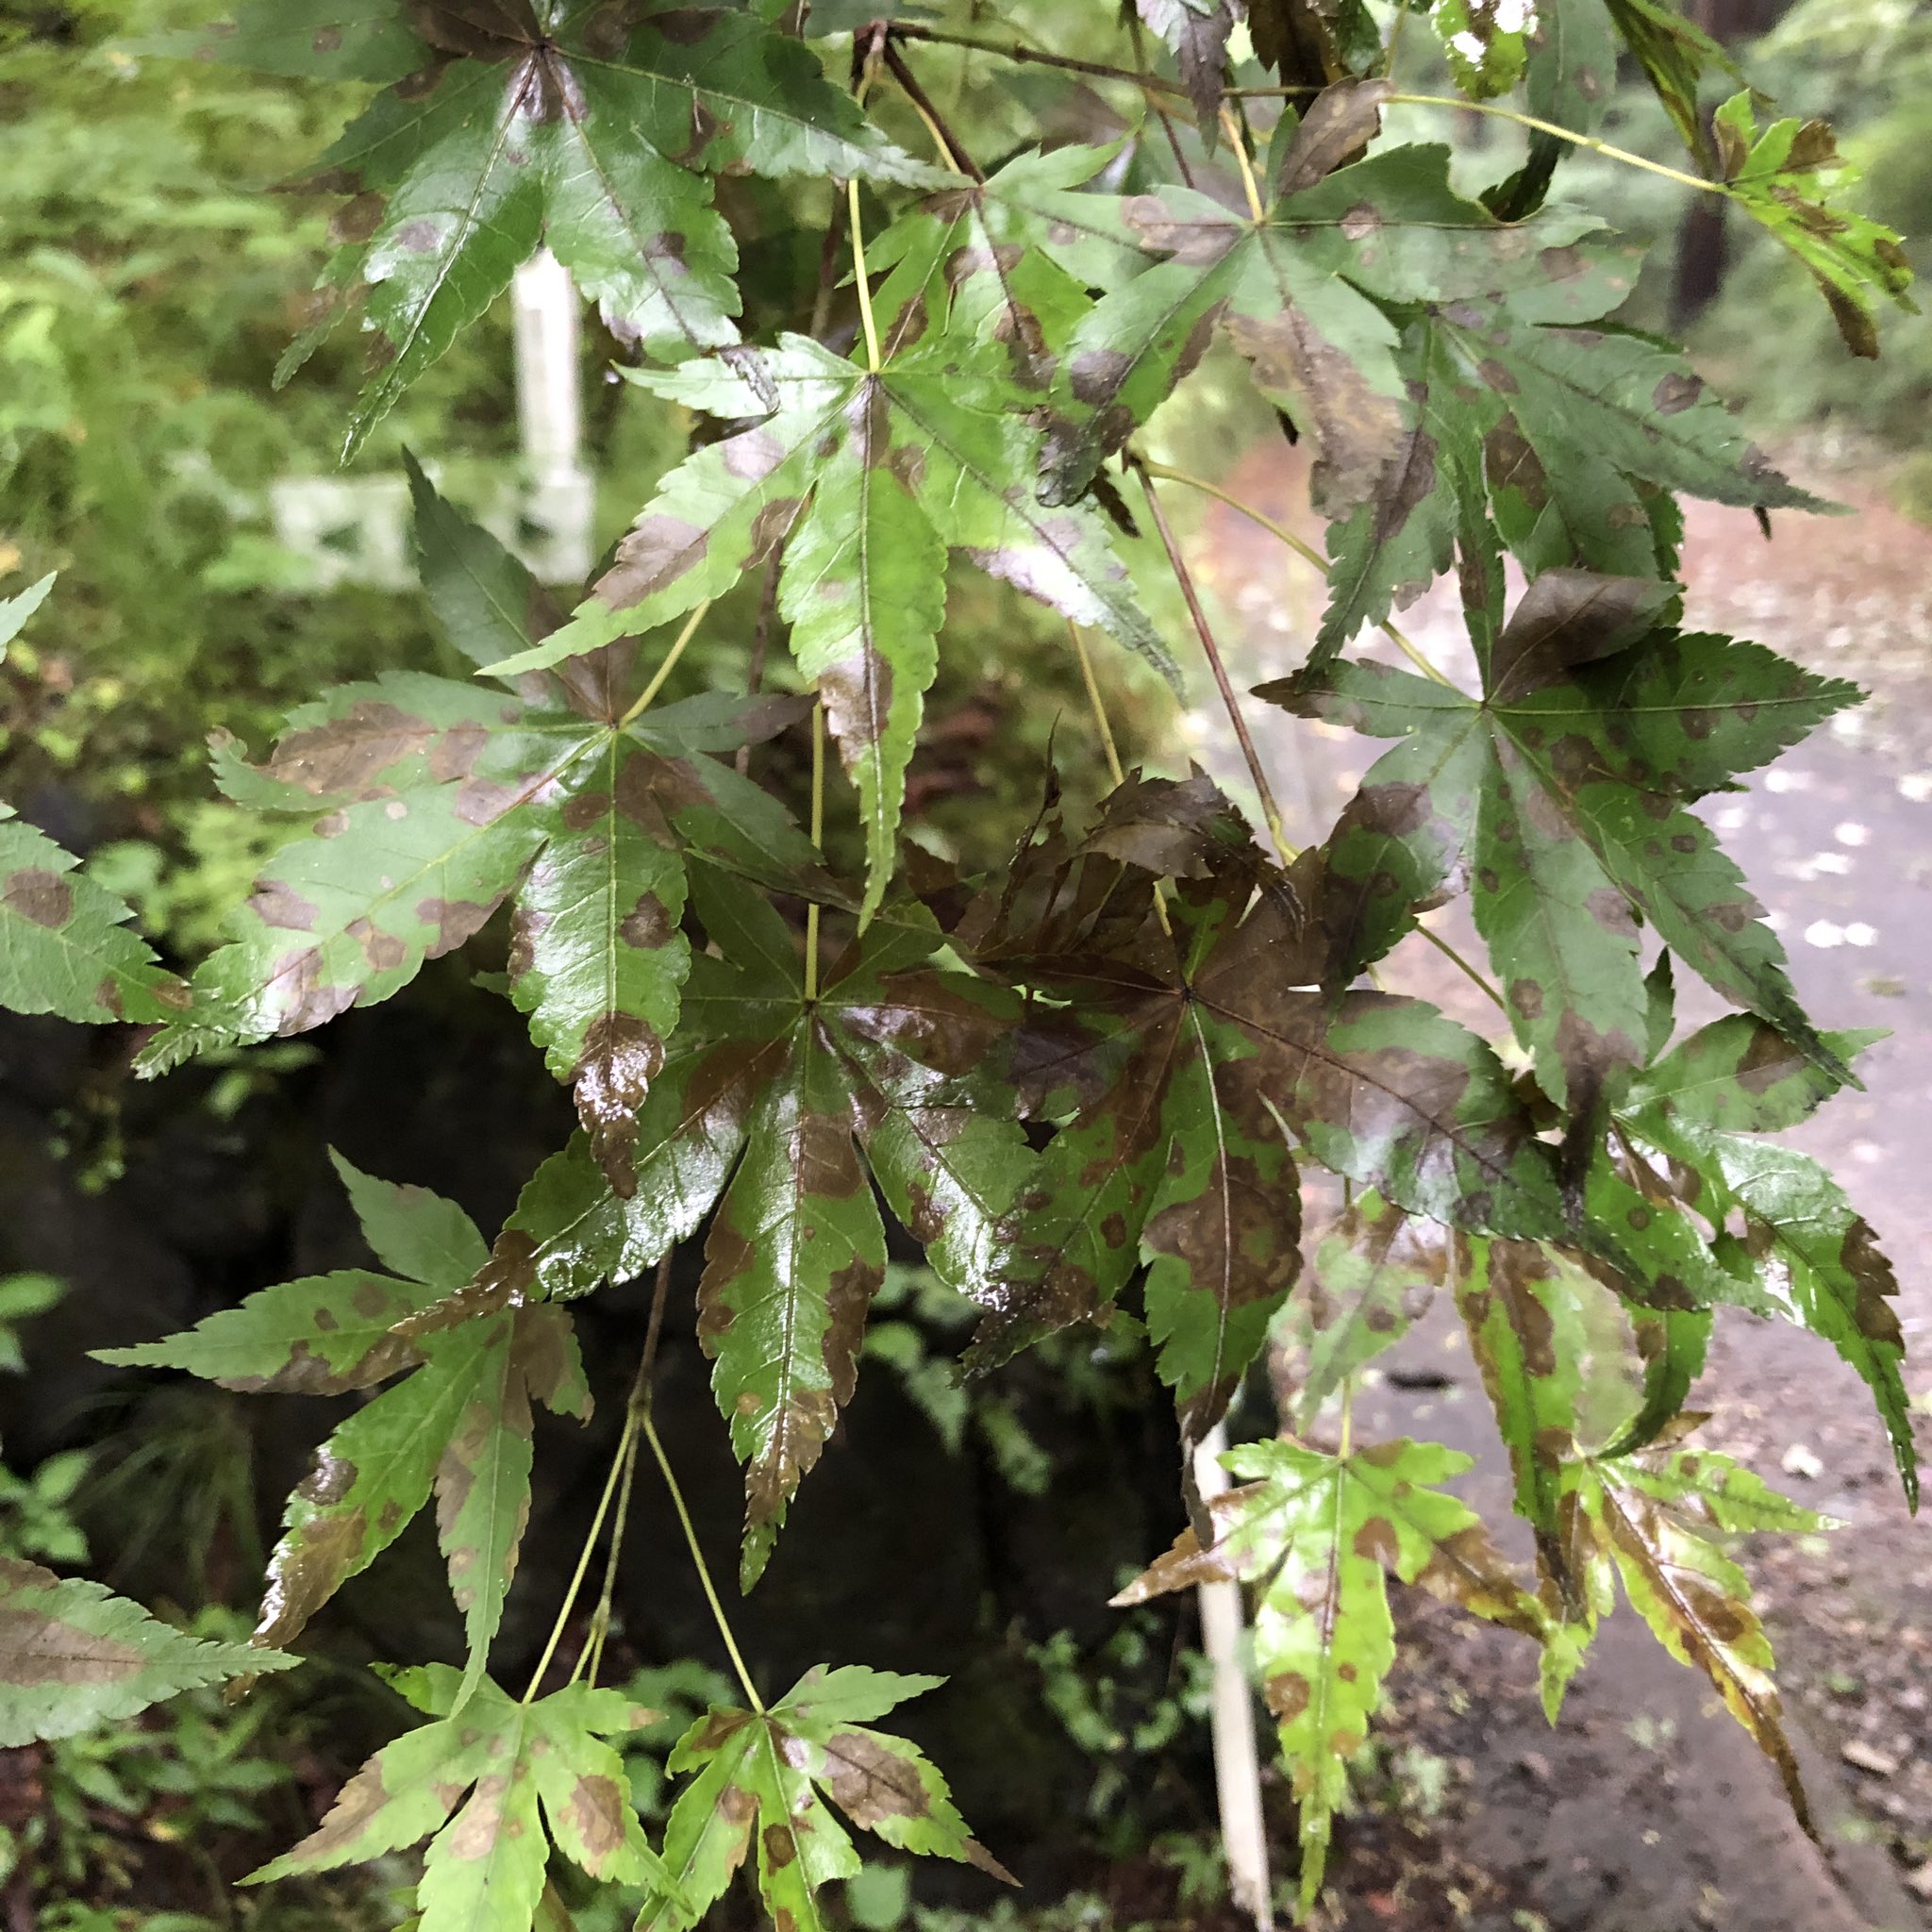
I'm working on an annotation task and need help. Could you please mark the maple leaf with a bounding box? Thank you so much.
[1039,105,1617,506]
[139,475,818,1188]
[958,774,1574,1432]
[491,334,1166,919]
[1618,1014,1915,1504]
[158,0,944,452]
[1114,1436,1538,1910]
[1712,92,1916,358]
[1484,0,1621,218]
[249,1666,669,1932]
[1134,0,1238,129]
[97,1159,589,1698]
[0,575,189,1026]
[1263,571,1861,1134]
[1311,284,1835,658]
[641,1664,1011,1932]
[1546,1436,1828,1824]
[0,1557,296,1747]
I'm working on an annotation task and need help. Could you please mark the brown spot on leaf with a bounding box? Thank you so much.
[3,869,72,929]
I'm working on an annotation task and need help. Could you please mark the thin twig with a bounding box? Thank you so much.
[578,1253,676,1686]
[1136,463,1295,863]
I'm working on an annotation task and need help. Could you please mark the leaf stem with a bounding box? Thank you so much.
[1219,107,1268,223]
[618,601,711,730]
[1069,619,1173,938]
[641,1409,765,1713]
[1067,619,1126,791]
[579,1253,673,1687]
[848,178,883,374]
[805,699,825,998]
[1384,92,1721,198]
[1135,458,1457,689]
[1136,464,1296,863]
[523,1388,644,1704]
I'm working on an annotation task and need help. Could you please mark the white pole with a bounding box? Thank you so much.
[1196,1420,1274,1929]
[510,249,593,583]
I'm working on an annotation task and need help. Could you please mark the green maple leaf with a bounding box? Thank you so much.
[1485,0,1621,217]
[1039,124,1615,506]
[1712,92,1916,358]
[1549,1437,1827,1823]
[490,872,1032,1583]
[0,574,189,1026]
[1115,1436,1537,1910]
[1619,1015,1915,1505]
[491,332,1166,920]
[141,475,819,1189]
[1264,571,1861,1129]
[641,1664,1011,1932]
[157,0,943,452]
[97,1159,589,1698]
[1314,292,1831,658]
[249,1667,669,1932]
[0,1557,296,1747]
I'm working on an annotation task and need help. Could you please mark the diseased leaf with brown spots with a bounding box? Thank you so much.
[680,873,1035,1584]
[160,4,941,452]
[1037,135,1613,507]
[1290,1191,1451,1427]
[1114,1436,1538,1911]
[141,470,821,1126]
[0,810,190,1026]
[0,1557,295,1747]
[1551,1439,1830,1826]
[99,1158,589,1691]
[1615,1019,1913,1502]
[641,1664,1008,1932]
[1264,577,1859,1125]
[489,334,1167,919]
[248,1668,667,1932]
[961,774,1566,1393]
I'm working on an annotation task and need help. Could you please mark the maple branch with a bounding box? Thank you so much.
[805,699,826,996]
[1136,462,1295,862]
[1068,618,1173,937]
[888,20,1191,100]
[1134,458,1457,690]
[1386,92,1722,198]
[642,1408,765,1712]
[618,601,711,729]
